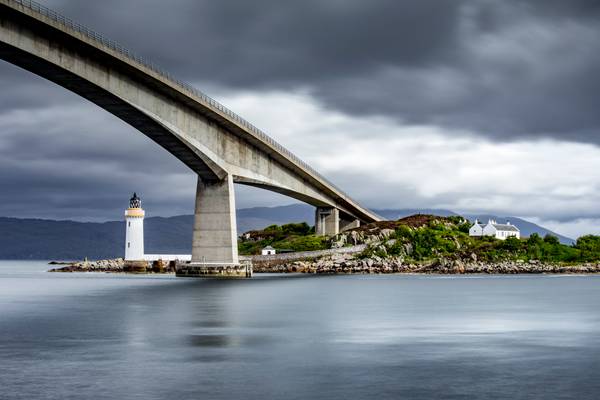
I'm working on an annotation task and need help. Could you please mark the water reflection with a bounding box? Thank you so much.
[2,262,600,399]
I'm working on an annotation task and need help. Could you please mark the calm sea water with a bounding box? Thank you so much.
[1,261,600,399]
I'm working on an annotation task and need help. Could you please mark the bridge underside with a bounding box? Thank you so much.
[191,177,362,266]
[0,0,380,272]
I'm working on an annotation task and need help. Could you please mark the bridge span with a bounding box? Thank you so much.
[0,0,382,270]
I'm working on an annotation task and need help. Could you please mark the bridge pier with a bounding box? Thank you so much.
[340,217,360,232]
[315,207,339,236]
[315,207,361,236]
[177,175,251,278]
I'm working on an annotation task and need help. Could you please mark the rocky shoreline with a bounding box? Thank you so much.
[49,258,126,272]
[48,255,600,275]
[252,253,600,274]
[46,214,600,276]
[48,258,176,273]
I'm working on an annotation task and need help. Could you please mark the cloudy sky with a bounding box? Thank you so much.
[1,0,599,238]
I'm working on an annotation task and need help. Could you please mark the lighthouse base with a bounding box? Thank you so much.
[176,262,252,278]
[123,260,148,273]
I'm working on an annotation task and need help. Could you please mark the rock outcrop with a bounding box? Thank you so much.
[48,258,176,273]
[253,253,600,275]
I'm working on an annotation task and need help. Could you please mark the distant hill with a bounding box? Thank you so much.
[0,204,574,260]
[376,209,457,220]
[237,204,315,233]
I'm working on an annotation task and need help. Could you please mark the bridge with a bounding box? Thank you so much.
[0,0,382,273]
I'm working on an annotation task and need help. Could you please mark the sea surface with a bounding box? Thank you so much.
[1,261,600,399]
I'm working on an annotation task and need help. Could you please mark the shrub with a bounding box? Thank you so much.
[543,234,560,245]
[457,222,471,234]
[575,235,600,261]
[527,233,543,246]
[501,236,522,252]
[394,225,413,240]
[281,222,311,236]
[264,224,281,232]
[237,222,323,255]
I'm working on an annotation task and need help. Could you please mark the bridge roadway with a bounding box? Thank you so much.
[0,0,382,271]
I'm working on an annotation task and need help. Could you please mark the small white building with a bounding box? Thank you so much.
[261,246,276,255]
[469,219,520,240]
[469,220,484,237]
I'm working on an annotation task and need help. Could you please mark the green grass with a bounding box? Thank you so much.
[359,217,600,264]
[240,216,600,263]
[238,222,328,255]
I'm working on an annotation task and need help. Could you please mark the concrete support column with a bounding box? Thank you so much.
[191,174,239,264]
[315,207,339,236]
[340,218,360,232]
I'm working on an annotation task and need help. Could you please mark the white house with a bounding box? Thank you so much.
[469,219,520,240]
[469,220,484,237]
[261,246,276,255]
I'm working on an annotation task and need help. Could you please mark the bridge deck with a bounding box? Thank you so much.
[1,0,382,223]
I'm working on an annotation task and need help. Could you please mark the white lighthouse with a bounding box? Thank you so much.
[124,193,145,260]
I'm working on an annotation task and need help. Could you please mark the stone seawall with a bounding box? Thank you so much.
[240,245,367,270]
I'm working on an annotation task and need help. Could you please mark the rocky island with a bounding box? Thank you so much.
[50,215,600,275]
[244,215,600,274]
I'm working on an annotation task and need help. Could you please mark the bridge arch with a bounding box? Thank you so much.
[0,0,381,265]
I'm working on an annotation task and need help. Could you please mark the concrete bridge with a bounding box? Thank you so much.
[0,0,381,272]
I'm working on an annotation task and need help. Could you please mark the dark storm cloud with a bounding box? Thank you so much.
[0,91,196,220]
[51,0,465,83]
[6,0,600,140]
[1,0,600,224]
[0,65,75,111]
[32,0,599,144]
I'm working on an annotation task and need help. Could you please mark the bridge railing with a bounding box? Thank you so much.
[10,0,357,204]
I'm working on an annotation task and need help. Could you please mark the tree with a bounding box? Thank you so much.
[575,235,600,252]
[526,233,543,259]
[543,234,560,245]
[281,222,311,235]
[502,236,521,252]
[575,235,600,261]
[527,233,543,245]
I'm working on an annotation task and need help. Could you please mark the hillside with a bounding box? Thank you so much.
[375,209,574,245]
[254,215,600,275]
[239,222,328,255]
[342,215,595,264]
[0,205,574,260]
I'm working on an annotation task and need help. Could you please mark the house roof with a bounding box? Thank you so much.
[472,222,520,232]
[491,224,519,232]
[263,246,275,250]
